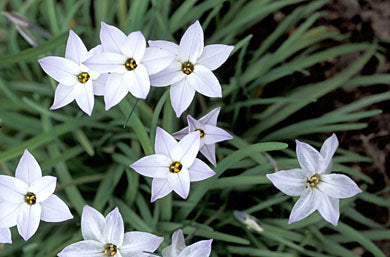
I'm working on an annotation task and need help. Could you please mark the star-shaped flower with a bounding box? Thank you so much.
[266,134,362,226]
[173,107,232,166]
[58,205,163,257]
[0,149,73,241]
[162,229,212,257]
[0,226,11,244]
[149,20,234,117]
[130,127,215,202]
[84,22,176,110]
[38,30,101,116]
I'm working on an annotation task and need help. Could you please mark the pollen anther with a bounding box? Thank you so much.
[77,72,90,84]
[24,192,36,205]
[104,244,118,256]
[169,161,182,173]
[182,62,194,75]
[196,129,205,138]
[307,174,320,188]
[125,58,137,71]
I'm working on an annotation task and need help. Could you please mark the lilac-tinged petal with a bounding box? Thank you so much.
[104,73,130,110]
[148,40,179,54]
[316,192,339,226]
[296,140,324,176]
[103,207,124,246]
[66,30,88,65]
[288,188,320,224]
[266,169,307,196]
[58,240,105,257]
[317,174,362,199]
[93,74,108,96]
[74,81,95,116]
[172,126,189,140]
[17,204,41,241]
[50,83,75,110]
[38,57,80,86]
[150,61,184,87]
[162,229,186,257]
[142,48,176,75]
[41,194,73,222]
[200,144,216,166]
[120,231,164,254]
[178,21,204,63]
[171,131,200,167]
[81,205,105,242]
[122,31,146,62]
[0,175,28,203]
[29,176,56,203]
[0,227,11,244]
[320,134,339,174]
[178,239,213,257]
[15,149,42,185]
[84,52,127,74]
[129,64,150,99]
[189,65,222,97]
[100,22,127,54]
[188,159,215,182]
[130,154,171,178]
[187,115,205,132]
[167,167,190,199]
[170,78,196,117]
[155,127,178,157]
[197,44,234,71]
[204,124,232,145]
[199,107,221,126]
[151,178,172,202]
[0,201,20,228]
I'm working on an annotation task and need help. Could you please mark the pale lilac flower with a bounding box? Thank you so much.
[162,229,212,257]
[266,134,362,226]
[173,107,232,166]
[0,226,11,244]
[149,20,234,117]
[84,22,175,110]
[58,205,163,257]
[0,149,73,241]
[130,127,215,202]
[38,30,101,116]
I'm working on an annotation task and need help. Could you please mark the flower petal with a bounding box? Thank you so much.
[266,169,307,196]
[188,159,215,182]
[320,134,339,174]
[17,204,41,241]
[197,44,234,71]
[162,229,186,257]
[199,107,220,126]
[40,194,73,222]
[0,201,20,228]
[317,174,362,199]
[58,240,104,257]
[120,231,163,254]
[178,239,213,257]
[84,52,127,74]
[148,40,179,54]
[155,127,178,157]
[189,65,222,97]
[15,149,42,185]
[130,154,171,178]
[93,73,108,96]
[296,140,325,176]
[187,115,205,132]
[100,22,127,54]
[170,78,196,117]
[172,126,189,140]
[83,44,103,62]
[200,144,216,166]
[122,31,146,62]
[204,124,232,145]
[103,207,124,246]
[316,192,339,226]
[74,81,95,116]
[128,64,150,99]
[171,131,200,167]
[151,178,172,202]
[81,205,105,242]
[167,167,190,199]
[178,21,204,63]
[38,57,80,86]
[0,175,28,203]
[288,188,320,224]
[104,73,130,110]
[142,47,176,75]
[29,176,56,203]
[0,227,11,244]
[150,61,185,87]
[65,30,88,65]
[50,83,75,110]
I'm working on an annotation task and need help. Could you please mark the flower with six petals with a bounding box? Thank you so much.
[162,229,212,257]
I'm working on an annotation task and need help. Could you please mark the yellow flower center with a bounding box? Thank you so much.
[77,72,90,84]
[104,244,118,256]
[24,192,36,205]
[169,161,183,173]
[307,174,320,188]
[196,128,205,138]
[125,58,137,71]
[182,62,194,75]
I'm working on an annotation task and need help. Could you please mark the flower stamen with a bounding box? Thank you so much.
[24,192,36,205]
[169,161,182,173]
[196,128,205,138]
[104,244,118,256]
[181,62,194,75]
[307,174,320,188]
[125,58,137,71]
[77,72,90,84]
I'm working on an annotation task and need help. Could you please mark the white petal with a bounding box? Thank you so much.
[178,21,204,63]
[296,140,325,176]
[288,188,320,224]
[142,47,176,75]
[100,22,127,54]
[128,64,150,99]
[65,30,88,65]
[93,73,108,96]
[317,174,362,199]
[167,167,190,199]
[38,57,80,86]
[162,230,186,257]
[83,44,104,62]
[155,127,178,157]
[204,124,232,145]
[150,61,185,87]
[103,207,124,246]
[188,65,222,97]
[172,126,189,140]
[148,40,179,54]
[320,134,339,174]
[200,144,216,166]
[316,192,339,226]
[120,231,163,254]
[199,107,220,126]
[81,205,105,242]
[122,31,146,62]
[170,78,196,117]
[58,240,104,257]
[74,81,95,116]
[178,239,212,257]
[171,131,200,167]
[187,115,205,133]
[0,201,20,228]
[15,149,42,185]
[0,175,28,203]
[29,176,56,203]
[40,194,73,222]
[130,154,171,178]
[266,169,307,196]
[50,83,75,110]
[197,44,234,71]
[151,178,172,202]
[188,159,215,182]
[83,52,127,74]
[104,73,130,110]
[17,204,41,241]
[0,227,11,244]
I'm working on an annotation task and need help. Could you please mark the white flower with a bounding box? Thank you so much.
[58,205,163,257]
[130,127,215,202]
[0,149,73,241]
[149,20,234,117]
[266,134,362,226]
[0,226,11,244]
[84,22,176,110]
[38,30,101,116]
[173,107,232,166]
[162,229,212,257]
